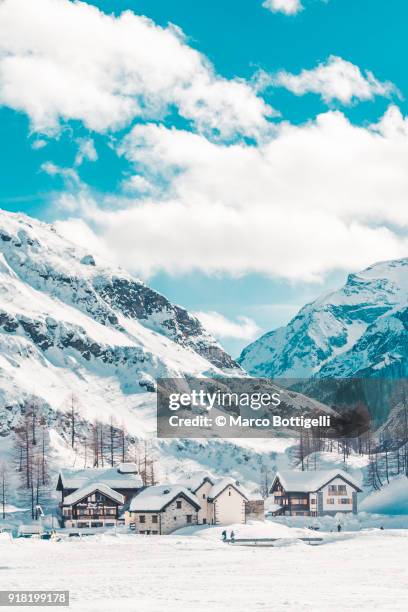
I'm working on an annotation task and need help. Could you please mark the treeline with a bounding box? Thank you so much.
[63,396,157,486]
[0,400,52,520]
[0,396,159,520]
[287,424,408,493]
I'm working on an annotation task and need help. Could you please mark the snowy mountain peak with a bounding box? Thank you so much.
[239,257,408,379]
[0,209,240,435]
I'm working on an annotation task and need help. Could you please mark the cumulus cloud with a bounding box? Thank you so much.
[263,0,303,15]
[55,106,408,282]
[41,161,80,185]
[274,56,398,104]
[31,139,47,150]
[3,0,406,285]
[0,0,274,138]
[193,311,260,340]
[74,138,98,166]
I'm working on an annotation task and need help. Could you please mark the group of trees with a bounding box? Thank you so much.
[0,395,160,522]
[63,396,157,485]
[12,401,51,519]
[0,461,9,520]
[286,421,408,493]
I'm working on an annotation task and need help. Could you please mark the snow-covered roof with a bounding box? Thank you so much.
[177,471,215,493]
[208,477,249,501]
[266,503,282,514]
[63,483,125,506]
[273,470,362,493]
[129,485,201,512]
[58,466,143,490]
[117,462,138,474]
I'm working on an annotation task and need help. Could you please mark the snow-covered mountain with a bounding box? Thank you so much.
[0,209,241,437]
[239,258,408,380]
[0,209,333,493]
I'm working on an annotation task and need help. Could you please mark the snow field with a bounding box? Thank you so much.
[0,529,407,611]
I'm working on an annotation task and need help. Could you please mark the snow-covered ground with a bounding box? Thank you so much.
[0,528,407,611]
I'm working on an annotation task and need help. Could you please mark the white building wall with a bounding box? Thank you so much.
[321,477,355,513]
[194,480,213,524]
[212,486,246,525]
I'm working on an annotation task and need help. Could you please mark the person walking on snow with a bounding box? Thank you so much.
[230,530,235,543]
[337,524,342,533]
[221,530,227,542]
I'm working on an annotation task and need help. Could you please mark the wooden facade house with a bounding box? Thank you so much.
[56,463,143,528]
[269,470,362,517]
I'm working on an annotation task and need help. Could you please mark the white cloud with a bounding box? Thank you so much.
[274,56,398,104]
[56,106,408,282]
[75,138,98,166]
[193,311,260,340]
[0,0,274,138]
[41,161,79,185]
[31,139,47,150]
[263,0,303,15]
[121,175,153,195]
[54,217,113,262]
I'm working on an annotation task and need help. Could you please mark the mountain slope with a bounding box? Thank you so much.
[0,209,241,435]
[239,258,408,379]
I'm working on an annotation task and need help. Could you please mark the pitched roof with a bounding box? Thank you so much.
[63,483,125,506]
[129,485,201,512]
[208,477,249,501]
[272,470,362,493]
[177,471,215,493]
[58,465,143,490]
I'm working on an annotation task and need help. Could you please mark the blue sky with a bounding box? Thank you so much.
[1,0,408,356]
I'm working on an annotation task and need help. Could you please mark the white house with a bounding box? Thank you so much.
[179,472,264,525]
[124,485,201,534]
[269,470,362,517]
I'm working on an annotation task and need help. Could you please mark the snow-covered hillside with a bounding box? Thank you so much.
[0,209,242,437]
[239,258,408,380]
[0,209,334,498]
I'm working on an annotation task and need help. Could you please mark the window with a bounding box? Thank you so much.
[202,493,206,499]
[186,515,192,524]
[310,499,316,505]
[327,498,335,505]
[203,518,207,524]
[139,515,145,523]
[228,490,231,496]
[176,500,182,509]
[152,515,158,523]
[328,484,347,495]
[340,498,351,504]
